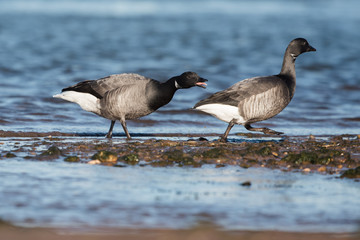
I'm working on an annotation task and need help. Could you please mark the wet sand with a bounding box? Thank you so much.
[0,224,359,240]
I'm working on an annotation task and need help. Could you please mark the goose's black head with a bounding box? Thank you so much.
[287,38,316,59]
[174,72,208,89]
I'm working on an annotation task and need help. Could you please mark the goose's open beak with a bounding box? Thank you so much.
[196,78,208,88]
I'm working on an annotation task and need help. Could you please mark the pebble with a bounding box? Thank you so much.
[317,166,327,172]
[88,160,101,165]
[240,181,252,187]
[186,140,198,145]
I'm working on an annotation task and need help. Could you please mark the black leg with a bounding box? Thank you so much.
[220,119,236,142]
[120,119,131,140]
[105,120,116,138]
[244,123,283,135]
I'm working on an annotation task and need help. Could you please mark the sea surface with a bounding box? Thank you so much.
[0,0,359,233]
[0,0,359,136]
[0,150,359,232]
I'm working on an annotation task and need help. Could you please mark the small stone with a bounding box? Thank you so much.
[92,151,118,162]
[303,168,311,172]
[186,140,198,145]
[240,163,249,169]
[157,140,178,147]
[240,181,251,187]
[64,156,80,162]
[36,146,62,160]
[114,163,127,168]
[317,166,327,172]
[340,167,360,179]
[215,163,226,168]
[88,160,101,165]
[5,152,16,158]
[198,137,208,141]
[42,146,62,156]
[120,154,139,165]
[272,152,279,157]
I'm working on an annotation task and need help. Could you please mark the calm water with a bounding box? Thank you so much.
[0,0,360,233]
[0,145,359,232]
[0,0,359,136]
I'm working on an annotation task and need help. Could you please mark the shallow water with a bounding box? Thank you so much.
[0,0,359,136]
[0,136,360,232]
[0,0,360,233]
[0,153,359,232]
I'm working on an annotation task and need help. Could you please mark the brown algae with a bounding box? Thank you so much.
[0,134,359,177]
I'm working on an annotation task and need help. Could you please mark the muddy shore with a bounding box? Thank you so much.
[1,131,359,178]
[0,222,359,240]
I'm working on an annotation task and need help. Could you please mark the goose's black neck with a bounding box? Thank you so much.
[278,49,297,99]
[280,49,296,78]
[146,78,178,111]
[163,77,179,92]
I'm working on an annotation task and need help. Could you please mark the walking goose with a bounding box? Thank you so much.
[194,38,316,142]
[54,72,207,139]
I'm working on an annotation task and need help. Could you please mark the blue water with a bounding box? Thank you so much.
[0,0,359,136]
[0,0,360,233]
[0,152,359,232]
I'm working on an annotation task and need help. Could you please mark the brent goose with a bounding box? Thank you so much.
[194,38,316,142]
[54,72,207,139]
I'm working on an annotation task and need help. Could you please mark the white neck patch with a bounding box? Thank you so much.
[290,53,297,60]
[175,80,181,89]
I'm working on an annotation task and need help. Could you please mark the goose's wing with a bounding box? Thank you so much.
[194,76,285,108]
[62,73,152,99]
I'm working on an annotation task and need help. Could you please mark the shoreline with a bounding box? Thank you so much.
[0,225,359,240]
[1,131,359,238]
[1,131,359,177]
[1,130,358,138]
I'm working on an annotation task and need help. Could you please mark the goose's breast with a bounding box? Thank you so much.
[239,86,290,123]
[100,84,152,120]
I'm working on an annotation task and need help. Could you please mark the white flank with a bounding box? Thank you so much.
[195,104,245,124]
[53,91,101,115]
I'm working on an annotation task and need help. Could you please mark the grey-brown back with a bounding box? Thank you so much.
[90,73,153,98]
[62,73,154,99]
